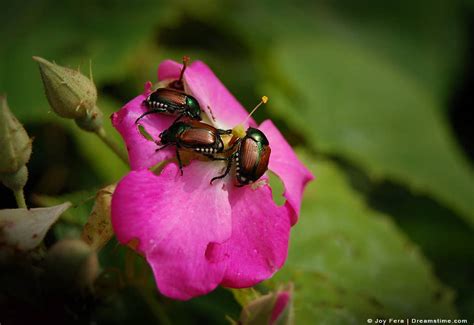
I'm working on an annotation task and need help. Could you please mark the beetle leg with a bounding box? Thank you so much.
[172,114,185,124]
[222,139,241,153]
[176,146,184,176]
[135,110,160,124]
[210,157,233,184]
[155,143,171,152]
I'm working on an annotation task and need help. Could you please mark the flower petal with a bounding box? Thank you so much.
[111,161,232,300]
[259,119,314,225]
[111,86,175,170]
[184,61,256,129]
[157,59,182,81]
[217,184,291,288]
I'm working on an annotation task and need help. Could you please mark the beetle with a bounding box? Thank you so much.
[210,127,271,186]
[156,120,232,175]
[135,88,202,124]
[135,56,202,124]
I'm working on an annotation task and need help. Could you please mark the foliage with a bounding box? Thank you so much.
[0,0,473,323]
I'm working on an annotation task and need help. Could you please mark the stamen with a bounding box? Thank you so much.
[232,96,268,138]
[171,56,190,90]
[178,56,190,85]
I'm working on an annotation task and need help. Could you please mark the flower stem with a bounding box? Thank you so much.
[14,189,27,209]
[95,127,129,165]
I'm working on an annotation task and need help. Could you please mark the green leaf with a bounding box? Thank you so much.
[369,182,474,320]
[263,33,474,226]
[231,0,466,106]
[318,1,466,102]
[270,152,457,323]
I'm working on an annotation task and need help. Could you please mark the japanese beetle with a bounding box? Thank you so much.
[135,56,202,124]
[210,127,271,186]
[157,120,232,174]
[139,88,202,122]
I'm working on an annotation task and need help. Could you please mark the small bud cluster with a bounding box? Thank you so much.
[0,96,32,192]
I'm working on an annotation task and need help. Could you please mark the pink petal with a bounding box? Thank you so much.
[259,120,314,225]
[110,85,176,170]
[157,59,182,81]
[217,184,292,288]
[111,162,232,300]
[184,61,256,129]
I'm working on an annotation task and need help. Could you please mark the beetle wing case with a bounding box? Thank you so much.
[153,88,187,106]
[255,145,271,179]
[180,127,217,147]
[240,138,259,172]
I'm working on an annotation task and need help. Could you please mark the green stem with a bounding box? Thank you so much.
[14,189,27,209]
[95,127,129,165]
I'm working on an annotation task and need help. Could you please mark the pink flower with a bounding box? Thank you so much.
[110,60,313,300]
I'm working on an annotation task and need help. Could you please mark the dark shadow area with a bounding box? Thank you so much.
[0,122,101,210]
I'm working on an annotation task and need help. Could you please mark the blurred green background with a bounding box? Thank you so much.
[1,0,473,323]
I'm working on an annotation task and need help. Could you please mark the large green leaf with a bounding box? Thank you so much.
[262,34,474,226]
[316,0,466,102]
[369,182,474,320]
[270,153,457,323]
[219,1,474,224]
[230,0,466,105]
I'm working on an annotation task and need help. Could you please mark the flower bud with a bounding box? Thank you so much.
[33,56,99,120]
[0,96,32,185]
[238,284,293,325]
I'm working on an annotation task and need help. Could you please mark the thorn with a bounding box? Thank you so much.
[89,59,94,83]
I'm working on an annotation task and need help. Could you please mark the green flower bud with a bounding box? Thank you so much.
[0,96,32,174]
[33,56,98,120]
[238,284,294,325]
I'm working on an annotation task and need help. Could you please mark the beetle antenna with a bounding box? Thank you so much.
[232,96,268,138]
